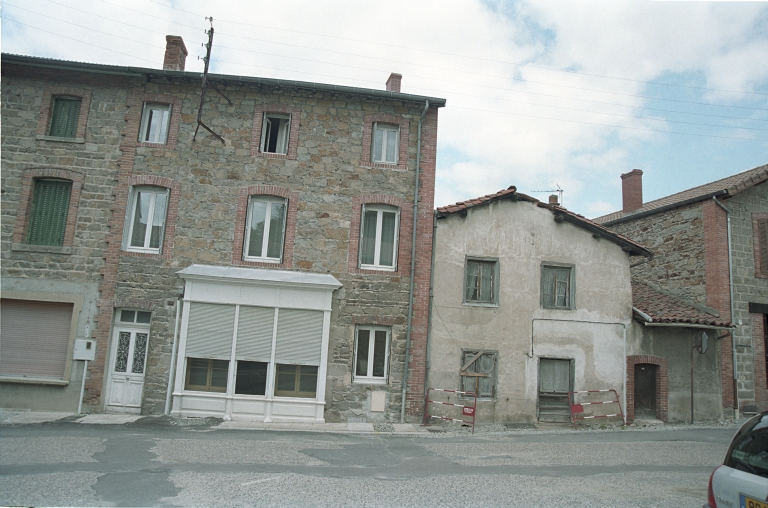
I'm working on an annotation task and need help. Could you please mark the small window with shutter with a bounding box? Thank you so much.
[48,97,81,138]
[27,179,72,246]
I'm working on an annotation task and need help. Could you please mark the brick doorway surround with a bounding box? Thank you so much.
[626,355,669,422]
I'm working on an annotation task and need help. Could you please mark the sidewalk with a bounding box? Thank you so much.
[0,410,427,435]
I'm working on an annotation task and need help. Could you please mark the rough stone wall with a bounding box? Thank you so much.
[726,182,768,411]
[111,77,436,421]
[1,65,134,411]
[610,202,707,305]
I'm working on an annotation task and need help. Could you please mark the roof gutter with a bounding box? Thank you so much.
[3,54,447,106]
[641,322,734,331]
[601,190,728,227]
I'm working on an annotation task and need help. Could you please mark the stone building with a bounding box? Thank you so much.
[594,165,768,417]
[428,188,650,425]
[1,37,445,424]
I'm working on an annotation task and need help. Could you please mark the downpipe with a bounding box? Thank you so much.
[401,99,429,424]
[164,293,183,415]
[712,196,738,418]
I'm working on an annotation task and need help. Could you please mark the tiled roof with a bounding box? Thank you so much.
[436,186,653,257]
[631,280,731,327]
[594,163,768,224]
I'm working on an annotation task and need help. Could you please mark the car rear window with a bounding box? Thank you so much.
[725,413,768,479]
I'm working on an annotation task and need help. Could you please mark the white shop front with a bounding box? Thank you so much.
[170,264,341,422]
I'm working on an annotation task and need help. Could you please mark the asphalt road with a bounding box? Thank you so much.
[0,419,737,507]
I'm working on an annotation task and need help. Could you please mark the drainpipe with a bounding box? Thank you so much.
[164,293,183,415]
[401,99,429,424]
[423,210,438,424]
[712,196,738,418]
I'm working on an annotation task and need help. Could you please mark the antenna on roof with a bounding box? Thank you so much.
[193,17,232,144]
[530,185,564,207]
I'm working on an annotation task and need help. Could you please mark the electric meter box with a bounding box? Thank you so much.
[73,339,96,361]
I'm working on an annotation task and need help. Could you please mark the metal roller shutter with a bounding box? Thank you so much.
[274,309,324,366]
[236,306,275,362]
[185,303,235,359]
[0,299,74,379]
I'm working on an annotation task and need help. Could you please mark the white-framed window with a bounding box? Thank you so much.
[139,103,172,144]
[359,204,399,270]
[353,326,390,384]
[261,114,291,154]
[244,196,287,262]
[460,350,496,399]
[372,123,399,164]
[464,258,499,306]
[541,265,574,309]
[124,187,169,254]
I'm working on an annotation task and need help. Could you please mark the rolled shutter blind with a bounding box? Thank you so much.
[274,309,324,366]
[236,306,275,362]
[185,303,235,360]
[0,299,73,379]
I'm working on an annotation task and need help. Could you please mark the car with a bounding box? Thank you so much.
[706,411,768,508]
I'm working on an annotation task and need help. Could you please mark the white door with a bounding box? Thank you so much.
[106,327,149,412]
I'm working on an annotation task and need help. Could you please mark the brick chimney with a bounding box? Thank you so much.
[386,73,402,93]
[548,194,559,206]
[621,169,644,213]
[163,36,188,71]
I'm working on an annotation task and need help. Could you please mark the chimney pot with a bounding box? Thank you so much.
[548,194,559,206]
[386,73,402,93]
[621,169,644,213]
[163,35,188,71]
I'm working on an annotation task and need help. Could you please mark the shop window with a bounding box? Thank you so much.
[185,358,229,392]
[235,361,268,396]
[274,364,317,398]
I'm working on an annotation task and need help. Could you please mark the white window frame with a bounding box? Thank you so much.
[260,114,291,155]
[243,196,288,263]
[124,186,169,254]
[359,204,399,271]
[372,123,399,164]
[139,103,172,144]
[353,325,390,384]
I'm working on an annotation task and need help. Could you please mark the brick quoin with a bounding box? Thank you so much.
[753,314,768,411]
[403,106,438,417]
[626,355,669,423]
[85,86,145,410]
[703,198,735,411]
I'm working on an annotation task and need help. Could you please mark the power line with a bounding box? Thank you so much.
[144,0,768,98]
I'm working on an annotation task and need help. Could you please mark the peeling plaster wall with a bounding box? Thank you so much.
[429,200,632,424]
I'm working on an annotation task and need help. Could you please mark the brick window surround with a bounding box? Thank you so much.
[626,355,668,423]
[12,168,84,251]
[138,94,183,150]
[348,195,413,276]
[232,185,299,269]
[122,175,180,260]
[753,313,768,412]
[250,105,300,159]
[360,114,410,171]
[36,86,92,142]
[753,212,768,278]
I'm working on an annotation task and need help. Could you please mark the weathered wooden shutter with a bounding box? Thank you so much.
[274,309,324,366]
[235,306,275,362]
[541,268,555,307]
[27,180,72,246]
[539,358,570,393]
[184,303,235,360]
[49,98,81,137]
[759,219,768,276]
[0,299,73,379]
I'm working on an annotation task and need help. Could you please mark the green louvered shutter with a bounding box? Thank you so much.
[27,180,72,246]
[49,98,81,138]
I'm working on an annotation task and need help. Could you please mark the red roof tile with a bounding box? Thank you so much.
[632,280,731,327]
[594,163,768,224]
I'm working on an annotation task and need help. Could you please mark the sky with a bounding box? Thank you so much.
[2,0,767,217]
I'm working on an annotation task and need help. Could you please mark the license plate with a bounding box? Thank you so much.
[741,494,768,508]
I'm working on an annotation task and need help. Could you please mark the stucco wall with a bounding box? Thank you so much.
[627,322,722,422]
[429,199,633,424]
